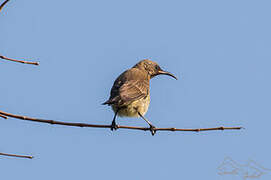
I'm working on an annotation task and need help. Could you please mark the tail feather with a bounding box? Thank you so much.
[103,96,120,105]
[102,100,113,105]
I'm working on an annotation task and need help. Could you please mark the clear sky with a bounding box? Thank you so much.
[1,0,271,179]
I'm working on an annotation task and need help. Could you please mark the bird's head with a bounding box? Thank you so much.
[133,59,177,80]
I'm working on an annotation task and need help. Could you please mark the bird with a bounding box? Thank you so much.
[103,59,177,135]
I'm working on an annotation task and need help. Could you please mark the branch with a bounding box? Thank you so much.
[1,0,35,160]
[0,152,33,159]
[0,114,7,119]
[0,110,243,133]
[0,55,39,65]
[0,0,10,13]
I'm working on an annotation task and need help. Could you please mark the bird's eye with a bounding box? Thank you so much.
[155,65,160,70]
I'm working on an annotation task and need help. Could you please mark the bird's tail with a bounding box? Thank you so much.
[102,96,119,105]
[102,100,112,105]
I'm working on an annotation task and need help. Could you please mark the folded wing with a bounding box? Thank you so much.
[103,68,149,106]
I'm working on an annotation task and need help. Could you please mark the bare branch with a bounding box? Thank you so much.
[0,152,33,159]
[0,110,243,133]
[0,0,36,160]
[0,55,39,65]
[0,0,10,13]
[0,114,8,119]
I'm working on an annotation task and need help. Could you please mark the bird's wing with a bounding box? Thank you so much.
[119,79,149,103]
[103,68,149,105]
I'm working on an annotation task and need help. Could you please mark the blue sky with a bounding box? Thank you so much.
[1,0,271,179]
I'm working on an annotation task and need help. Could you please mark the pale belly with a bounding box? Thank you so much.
[111,95,150,117]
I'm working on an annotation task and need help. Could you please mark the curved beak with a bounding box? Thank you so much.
[158,70,178,80]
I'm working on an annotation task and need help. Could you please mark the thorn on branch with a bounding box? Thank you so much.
[0,55,39,65]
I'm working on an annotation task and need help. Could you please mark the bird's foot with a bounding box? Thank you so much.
[149,125,156,136]
[110,121,118,131]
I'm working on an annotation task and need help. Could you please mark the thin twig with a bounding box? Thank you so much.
[0,152,33,159]
[0,0,10,13]
[1,0,35,160]
[0,55,39,65]
[0,114,8,119]
[0,110,243,133]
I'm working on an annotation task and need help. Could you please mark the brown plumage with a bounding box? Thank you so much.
[103,59,177,135]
